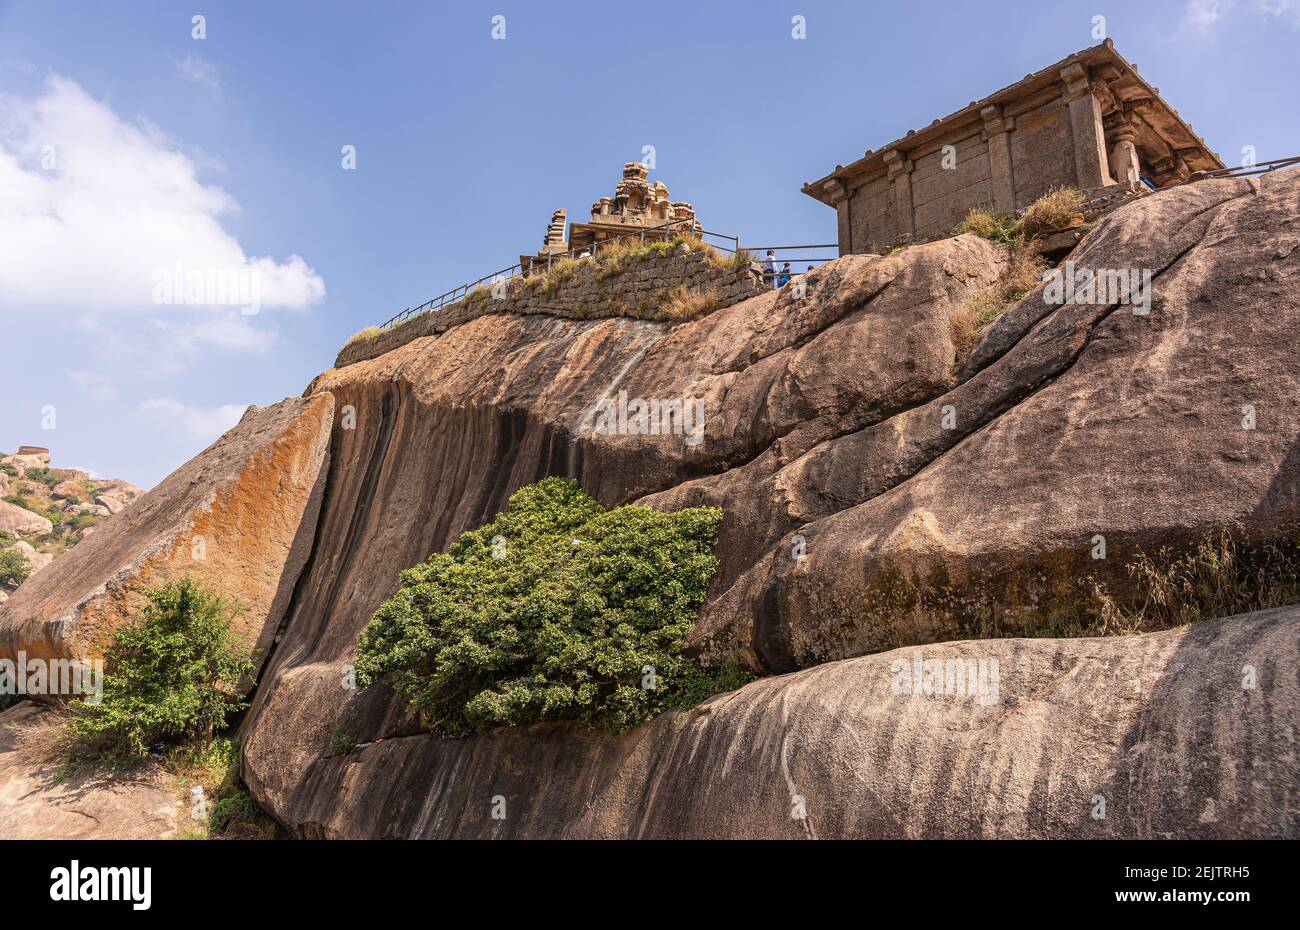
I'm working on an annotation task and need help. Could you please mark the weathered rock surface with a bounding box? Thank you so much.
[0,395,334,669]
[0,500,52,539]
[248,607,1297,839]
[659,172,1300,669]
[5,171,1298,839]
[0,702,179,839]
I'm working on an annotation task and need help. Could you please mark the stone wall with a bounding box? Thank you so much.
[336,244,766,368]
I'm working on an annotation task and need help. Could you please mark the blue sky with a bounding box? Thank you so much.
[1,0,1296,487]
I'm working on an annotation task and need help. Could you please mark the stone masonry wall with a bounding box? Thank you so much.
[336,244,766,369]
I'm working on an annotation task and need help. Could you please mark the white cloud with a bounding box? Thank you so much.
[0,76,325,317]
[66,369,120,403]
[137,397,248,443]
[1254,0,1300,23]
[1183,0,1235,31]
[150,312,277,353]
[170,54,221,94]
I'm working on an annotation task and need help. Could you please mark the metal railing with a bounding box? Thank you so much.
[381,218,739,331]
[746,243,840,281]
[1185,155,1300,183]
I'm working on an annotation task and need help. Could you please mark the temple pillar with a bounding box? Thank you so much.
[981,105,1016,213]
[1060,62,1113,189]
[884,148,915,240]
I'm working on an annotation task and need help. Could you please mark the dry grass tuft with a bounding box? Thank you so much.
[347,326,383,345]
[1018,186,1085,239]
[1091,528,1300,636]
[951,241,1047,359]
[959,206,1019,244]
[654,284,722,324]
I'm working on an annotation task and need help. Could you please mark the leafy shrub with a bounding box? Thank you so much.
[0,462,18,477]
[23,466,57,487]
[72,579,256,757]
[329,729,358,755]
[355,478,744,736]
[0,547,30,589]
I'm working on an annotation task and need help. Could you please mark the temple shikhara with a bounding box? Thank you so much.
[803,40,1225,253]
[522,163,699,273]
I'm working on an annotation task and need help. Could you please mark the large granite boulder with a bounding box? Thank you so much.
[665,171,1300,669]
[246,607,1297,838]
[0,501,52,539]
[0,395,334,670]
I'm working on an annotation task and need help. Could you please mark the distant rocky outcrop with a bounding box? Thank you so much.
[2,170,1297,838]
[0,397,332,667]
[0,450,142,605]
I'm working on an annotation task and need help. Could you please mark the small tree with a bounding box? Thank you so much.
[0,546,30,589]
[73,579,256,757]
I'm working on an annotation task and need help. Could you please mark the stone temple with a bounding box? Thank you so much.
[803,40,1225,253]
[521,163,699,273]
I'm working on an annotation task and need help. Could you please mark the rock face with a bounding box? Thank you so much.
[0,395,334,668]
[0,702,179,839]
[249,607,1298,839]
[660,172,1300,670]
[4,170,1298,839]
[0,500,52,539]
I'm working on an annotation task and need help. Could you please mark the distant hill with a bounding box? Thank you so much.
[0,447,141,603]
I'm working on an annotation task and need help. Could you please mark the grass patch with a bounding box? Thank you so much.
[347,326,383,345]
[1019,185,1086,240]
[865,525,1300,648]
[951,240,1047,358]
[655,284,723,324]
[959,206,1020,244]
[165,738,280,839]
[1090,527,1300,636]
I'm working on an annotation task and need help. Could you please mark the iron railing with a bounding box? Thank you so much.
[1186,155,1300,182]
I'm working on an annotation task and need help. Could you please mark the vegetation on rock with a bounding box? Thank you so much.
[355,477,749,736]
[71,579,256,758]
[0,544,31,589]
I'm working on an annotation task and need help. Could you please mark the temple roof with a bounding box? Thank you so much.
[803,40,1224,206]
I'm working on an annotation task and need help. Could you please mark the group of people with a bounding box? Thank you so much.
[761,250,814,289]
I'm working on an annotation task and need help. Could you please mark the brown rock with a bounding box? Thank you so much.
[93,494,126,515]
[0,501,52,539]
[51,480,81,500]
[245,607,1298,838]
[679,172,1300,669]
[0,395,335,671]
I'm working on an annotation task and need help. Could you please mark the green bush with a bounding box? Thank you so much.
[329,729,358,754]
[355,477,745,736]
[23,466,57,486]
[0,547,30,589]
[0,462,18,477]
[72,579,256,757]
